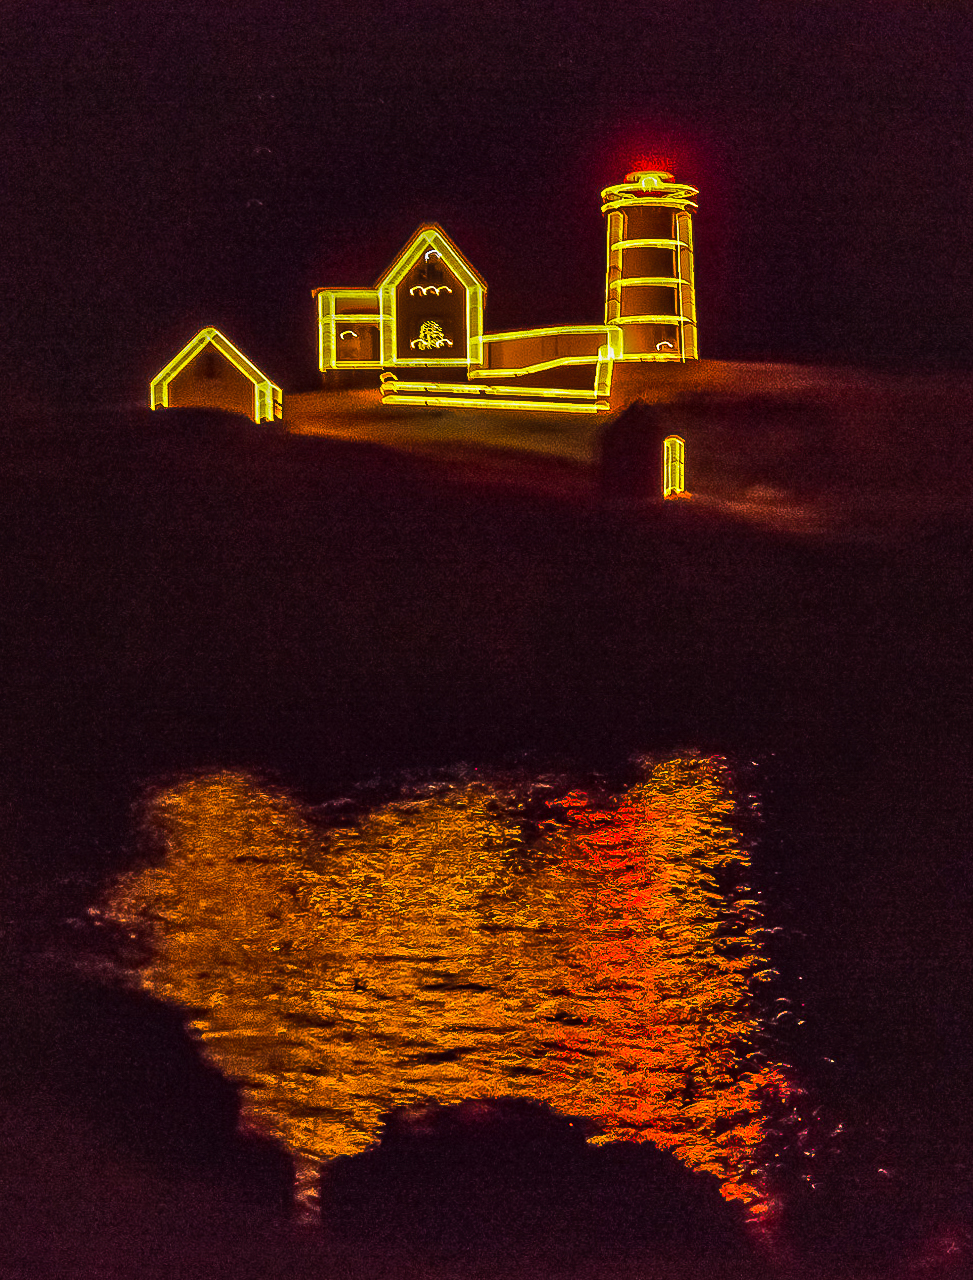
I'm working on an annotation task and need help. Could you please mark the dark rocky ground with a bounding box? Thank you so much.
[0,400,970,1277]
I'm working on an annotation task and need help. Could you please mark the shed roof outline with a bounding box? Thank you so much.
[151,327,281,392]
[150,327,283,421]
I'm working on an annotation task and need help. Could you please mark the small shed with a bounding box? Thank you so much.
[150,328,283,423]
[599,400,687,502]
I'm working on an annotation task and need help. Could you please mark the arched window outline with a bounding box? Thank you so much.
[663,435,685,497]
[420,249,445,285]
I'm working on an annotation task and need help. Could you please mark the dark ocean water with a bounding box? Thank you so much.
[81,726,971,1261]
[1,406,971,1272]
[100,757,796,1214]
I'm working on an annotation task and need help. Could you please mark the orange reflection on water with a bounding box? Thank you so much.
[549,760,783,1205]
[108,760,784,1209]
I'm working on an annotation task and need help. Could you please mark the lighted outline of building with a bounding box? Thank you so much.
[150,327,283,424]
[313,223,487,379]
[313,170,698,415]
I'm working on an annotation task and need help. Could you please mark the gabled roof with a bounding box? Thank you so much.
[151,327,280,390]
[375,223,487,293]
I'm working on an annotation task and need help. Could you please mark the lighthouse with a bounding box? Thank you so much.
[601,171,699,363]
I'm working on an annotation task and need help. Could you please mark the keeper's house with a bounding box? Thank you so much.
[313,171,698,415]
[150,327,283,424]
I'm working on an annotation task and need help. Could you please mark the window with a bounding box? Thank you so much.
[663,435,685,497]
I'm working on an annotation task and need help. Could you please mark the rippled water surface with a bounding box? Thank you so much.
[106,757,791,1208]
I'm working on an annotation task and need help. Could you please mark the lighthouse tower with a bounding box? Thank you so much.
[601,171,699,363]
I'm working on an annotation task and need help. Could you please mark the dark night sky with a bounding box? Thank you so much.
[2,0,971,406]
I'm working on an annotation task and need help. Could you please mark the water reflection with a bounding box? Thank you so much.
[107,758,787,1208]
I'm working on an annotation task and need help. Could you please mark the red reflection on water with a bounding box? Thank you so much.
[550,760,790,1211]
